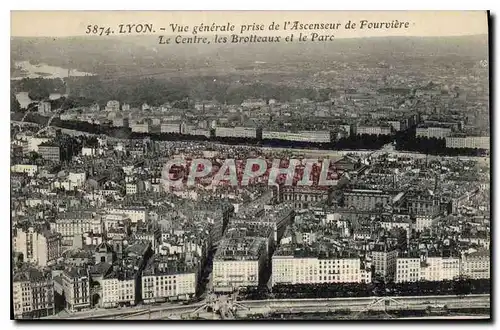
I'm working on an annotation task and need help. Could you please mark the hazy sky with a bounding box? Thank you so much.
[11,11,488,38]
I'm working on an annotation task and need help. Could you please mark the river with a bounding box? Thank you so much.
[15,92,67,109]
[11,60,95,80]
[12,60,96,109]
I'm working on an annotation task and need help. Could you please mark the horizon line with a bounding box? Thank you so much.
[10,33,489,39]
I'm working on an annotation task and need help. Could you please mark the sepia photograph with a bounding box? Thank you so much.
[9,10,491,321]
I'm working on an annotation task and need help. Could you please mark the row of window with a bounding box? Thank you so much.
[282,195,323,202]
[104,295,133,300]
[143,278,177,284]
[105,282,133,288]
[319,275,360,281]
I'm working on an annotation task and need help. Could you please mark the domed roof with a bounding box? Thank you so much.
[95,242,113,253]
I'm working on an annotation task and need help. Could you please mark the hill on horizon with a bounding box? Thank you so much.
[11,34,489,78]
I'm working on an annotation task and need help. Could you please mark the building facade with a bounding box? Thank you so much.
[445,136,490,150]
[395,257,421,283]
[60,268,91,312]
[272,255,371,286]
[101,277,136,308]
[461,250,490,279]
[13,227,61,267]
[12,269,55,319]
[344,189,393,211]
[38,144,60,162]
[371,248,398,281]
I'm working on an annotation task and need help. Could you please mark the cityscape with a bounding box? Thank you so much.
[10,11,491,321]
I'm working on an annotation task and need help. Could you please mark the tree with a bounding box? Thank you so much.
[27,151,41,163]
[453,275,472,298]
[11,92,21,112]
[28,87,50,101]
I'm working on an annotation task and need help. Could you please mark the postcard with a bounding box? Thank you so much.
[10,10,490,321]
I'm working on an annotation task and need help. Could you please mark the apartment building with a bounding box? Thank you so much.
[355,125,392,136]
[51,210,103,245]
[212,237,268,291]
[445,136,490,150]
[415,214,440,232]
[101,272,136,308]
[142,256,197,302]
[396,252,488,283]
[13,227,61,267]
[461,249,490,280]
[59,267,91,312]
[343,189,393,211]
[272,252,371,286]
[125,181,145,195]
[215,126,257,139]
[131,122,150,133]
[420,256,460,282]
[416,126,452,139]
[13,268,54,319]
[395,257,421,283]
[106,207,149,224]
[38,143,60,162]
[160,122,181,134]
[11,164,38,177]
[371,247,398,281]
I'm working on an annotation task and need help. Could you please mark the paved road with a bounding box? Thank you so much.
[45,301,204,320]
[401,315,490,320]
[123,296,490,320]
[55,294,489,320]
